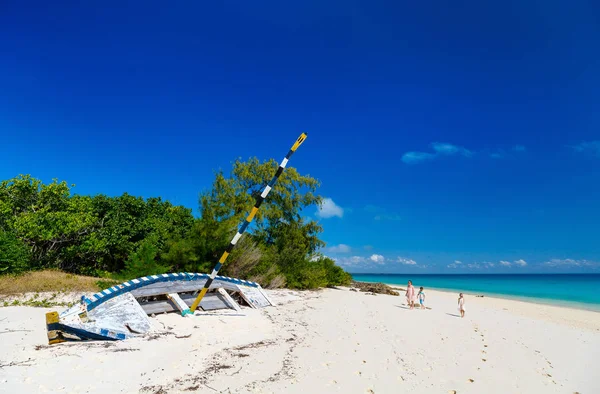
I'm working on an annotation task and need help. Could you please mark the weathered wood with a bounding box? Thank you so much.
[138,292,237,315]
[167,293,192,316]
[247,286,272,308]
[129,279,240,298]
[236,285,271,309]
[258,287,276,307]
[140,299,177,315]
[190,292,232,311]
[235,286,255,309]
[217,288,241,311]
[88,292,152,334]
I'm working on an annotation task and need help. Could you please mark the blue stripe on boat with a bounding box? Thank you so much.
[84,272,260,311]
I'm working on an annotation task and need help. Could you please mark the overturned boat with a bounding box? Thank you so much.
[46,272,274,344]
[46,133,308,345]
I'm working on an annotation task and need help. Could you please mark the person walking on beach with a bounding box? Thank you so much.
[458,293,466,318]
[418,287,426,310]
[406,280,415,309]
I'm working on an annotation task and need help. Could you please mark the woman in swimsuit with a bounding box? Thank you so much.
[406,280,415,309]
[458,293,466,318]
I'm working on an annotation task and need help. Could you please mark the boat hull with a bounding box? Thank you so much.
[46,273,273,344]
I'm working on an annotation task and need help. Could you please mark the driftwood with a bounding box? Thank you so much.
[351,281,399,296]
[0,329,33,335]
[0,359,34,368]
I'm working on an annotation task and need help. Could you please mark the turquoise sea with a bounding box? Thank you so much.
[351,274,600,312]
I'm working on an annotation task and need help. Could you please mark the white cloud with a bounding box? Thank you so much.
[402,142,472,165]
[543,259,598,268]
[491,145,527,158]
[370,254,385,263]
[570,141,600,157]
[334,255,366,268]
[366,205,402,221]
[397,257,417,265]
[336,254,398,268]
[316,198,344,219]
[449,259,524,270]
[333,258,351,267]
[514,259,527,267]
[325,244,351,253]
[363,245,373,251]
[447,260,462,269]
[403,142,531,165]
[401,151,436,164]
[431,142,473,157]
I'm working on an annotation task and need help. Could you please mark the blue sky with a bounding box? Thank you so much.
[1,2,599,273]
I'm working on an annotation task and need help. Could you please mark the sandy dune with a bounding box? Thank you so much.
[1,288,599,393]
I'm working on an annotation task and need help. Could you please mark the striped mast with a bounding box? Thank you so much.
[190,133,308,312]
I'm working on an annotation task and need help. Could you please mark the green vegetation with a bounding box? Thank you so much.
[0,158,351,291]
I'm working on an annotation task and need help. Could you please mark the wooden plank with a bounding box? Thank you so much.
[217,288,241,311]
[140,299,177,315]
[88,292,152,335]
[190,293,231,311]
[130,280,240,298]
[138,292,233,315]
[234,285,255,309]
[236,285,271,309]
[257,286,275,307]
[167,293,192,316]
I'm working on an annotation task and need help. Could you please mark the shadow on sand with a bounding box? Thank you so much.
[446,313,461,318]
[194,313,248,317]
[395,305,412,310]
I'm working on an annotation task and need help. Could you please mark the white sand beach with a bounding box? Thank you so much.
[1,287,599,394]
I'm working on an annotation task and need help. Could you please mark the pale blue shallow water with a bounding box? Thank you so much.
[350,274,600,312]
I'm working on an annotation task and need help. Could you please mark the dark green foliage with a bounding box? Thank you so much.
[278,254,351,289]
[121,238,171,280]
[0,175,97,270]
[0,160,350,290]
[161,236,199,273]
[83,193,194,274]
[0,175,195,276]
[322,257,353,286]
[0,231,31,274]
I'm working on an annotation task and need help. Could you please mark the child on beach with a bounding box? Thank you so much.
[418,287,426,309]
[458,293,465,318]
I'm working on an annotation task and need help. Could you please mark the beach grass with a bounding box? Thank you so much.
[0,270,118,295]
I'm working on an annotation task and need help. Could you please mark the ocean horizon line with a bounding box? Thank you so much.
[349,272,599,276]
[350,272,600,312]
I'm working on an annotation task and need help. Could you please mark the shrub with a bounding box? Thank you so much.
[0,231,31,275]
[322,257,352,286]
[121,238,171,280]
